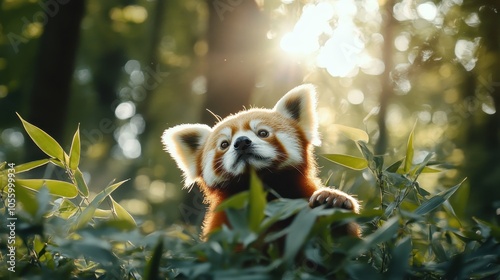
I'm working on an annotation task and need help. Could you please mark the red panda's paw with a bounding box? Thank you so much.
[309,188,360,214]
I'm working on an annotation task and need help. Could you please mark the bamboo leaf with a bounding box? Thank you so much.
[69,126,81,171]
[110,195,136,230]
[284,208,317,263]
[74,169,89,197]
[14,182,38,216]
[414,196,445,216]
[54,199,79,219]
[334,124,369,142]
[17,113,66,162]
[404,122,417,173]
[144,238,163,280]
[16,179,78,198]
[14,159,50,173]
[71,179,129,231]
[248,169,266,232]
[322,154,368,170]
[349,217,399,256]
[411,152,434,177]
[421,166,442,173]
[386,159,404,173]
[414,179,464,215]
[216,192,249,211]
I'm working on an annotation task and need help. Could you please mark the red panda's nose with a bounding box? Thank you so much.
[234,136,252,151]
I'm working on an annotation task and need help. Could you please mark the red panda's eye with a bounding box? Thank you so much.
[220,140,229,149]
[257,129,269,138]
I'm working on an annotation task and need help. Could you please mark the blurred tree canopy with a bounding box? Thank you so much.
[0,0,499,233]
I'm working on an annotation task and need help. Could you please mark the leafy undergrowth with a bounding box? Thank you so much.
[1,116,499,279]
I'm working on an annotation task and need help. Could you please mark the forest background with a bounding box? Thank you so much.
[0,0,499,277]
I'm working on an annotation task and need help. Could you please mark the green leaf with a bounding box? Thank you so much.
[439,178,466,200]
[110,195,136,230]
[404,121,417,173]
[357,140,374,162]
[411,152,434,177]
[431,237,449,261]
[322,154,368,170]
[17,113,65,161]
[14,159,50,173]
[69,126,81,171]
[334,124,369,142]
[284,208,317,263]
[35,186,51,220]
[74,169,89,197]
[16,179,78,198]
[262,199,309,231]
[386,159,404,173]
[473,217,500,240]
[421,166,442,173]
[350,217,399,256]
[414,196,445,216]
[386,237,412,279]
[144,238,163,280]
[54,199,79,219]
[15,183,38,216]
[414,179,464,215]
[49,159,65,168]
[216,191,249,211]
[71,179,129,231]
[248,169,266,232]
[383,171,411,189]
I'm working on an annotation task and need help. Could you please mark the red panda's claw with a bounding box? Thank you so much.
[309,188,359,213]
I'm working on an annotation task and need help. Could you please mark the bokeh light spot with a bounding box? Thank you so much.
[115,101,136,120]
[347,89,365,104]
[417,2,437,21]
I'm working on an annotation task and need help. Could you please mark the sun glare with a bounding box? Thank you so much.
[279,0,380,77]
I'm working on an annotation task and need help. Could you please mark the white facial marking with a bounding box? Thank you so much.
[249,119,262,130]
[219,127,232,138]
[276,132,303,168]
[202,149,221,187]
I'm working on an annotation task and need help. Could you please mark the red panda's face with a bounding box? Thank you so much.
[162,84,320,189]
[200,111,305,187]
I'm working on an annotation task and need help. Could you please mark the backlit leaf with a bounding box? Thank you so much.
[74,169,89,197]
[14,159,50,173]
[248,168,266,232]
[404,121,417,173]
[110,195,136,230]
[16,179,78,198]
[69,126,81,171]
[17,113,65,162]
[71,179,129,231]
[334,124,369,142]
[322,154,368,170]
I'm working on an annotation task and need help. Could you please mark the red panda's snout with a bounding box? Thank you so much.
[223,130,278,175]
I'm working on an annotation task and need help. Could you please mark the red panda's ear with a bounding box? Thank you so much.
[162,124,212,187]
[273,84,321,146]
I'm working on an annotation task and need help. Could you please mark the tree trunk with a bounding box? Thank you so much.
[27,0,86,160]
[375,0,396,155]
[202,0,266,124]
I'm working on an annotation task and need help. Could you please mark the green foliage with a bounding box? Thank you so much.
[1,119,499,279]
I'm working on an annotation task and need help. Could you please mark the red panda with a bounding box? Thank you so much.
[162,84,360,239]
